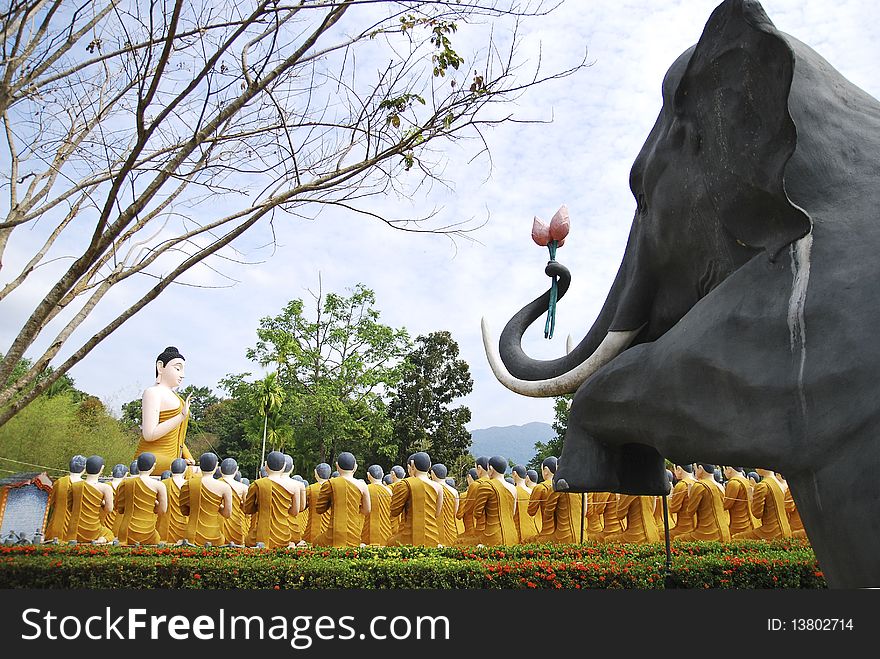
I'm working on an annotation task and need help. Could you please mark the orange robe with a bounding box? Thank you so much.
[456,478,490,546]
[723,475,757,537]
[157,478,188,544]
[44,475,75,541]
[669,480,695,538]
[455,491,468,535]
[734,477,792,540]
[784,487,807,539]
[304,481,330,543]
[134,395,193,475]
[67,481,113,542]
[603,495,660,544]
[361,483,393,546]
[387,477,441,547]
[586,492,607,538]
[515,484,539,543]
[528,479,556,541]
[469,479,518,546]
[223,488,247,545]
[314,478,365,548]
[675,480,730,542]
[244,478,293,548]
[115,478,161,545]
[180,476,226,546]
[543,490,585,544]
[437,484,459,546]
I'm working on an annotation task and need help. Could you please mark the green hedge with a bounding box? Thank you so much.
[0,539,825,589]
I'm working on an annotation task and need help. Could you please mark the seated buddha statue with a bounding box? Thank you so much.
[134,346,195,475]
[180,452,233,546]
[44,454,86,542]
[157,458,189,543]
[115,452,168,545]
[314,452,370,548]
[68,455,115,543]
[219,457,249,546]
[244,451,301,548]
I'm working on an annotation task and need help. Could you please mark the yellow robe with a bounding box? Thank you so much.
[676,481,730,542]
[437,484,459,546]
[361,483,393,546]
[44,475,74,541]
[133,396,194,475]
[180,476,226,546]
[314,478,365,548]
[243,478,293,549]
[115,478,161,545]
[586,492,606,538]
[723,475,757,537]
[784,487,806,538]
[528,479,555,541]
[669,480,695,538]
[469,479,518,546]
[223,488,247,545]
[515,484,539,543]
[543,490,585,544]
[455,491,467,535]
[603,495,660,544]
[455,478,490,546]
[387,477,441,547]
[596,492,622,540]
[67,480,113,543]
[157,478,188,544]
[734,477,792,540]
[304,481,331,543]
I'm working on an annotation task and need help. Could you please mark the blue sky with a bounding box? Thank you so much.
[2,0,878,431]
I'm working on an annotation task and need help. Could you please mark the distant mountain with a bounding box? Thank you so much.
[469,422,555,468]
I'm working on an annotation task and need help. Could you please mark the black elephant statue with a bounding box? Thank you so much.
[483,0,880,588]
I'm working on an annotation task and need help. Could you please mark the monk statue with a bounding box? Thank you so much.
[722,466,757,537]
[669,463,697,539]
[733,468,792,540]
[602,493,660,544]
[219,458,249,546]
[303,462,332,543]
[44,454,86,542]
[781,476,807,539]
[511,465,538,543]
[387,465,407,536]
[536,458,584,544]
[67,455,115,543]
[585,492,606,539]
[103,463,128,538]
[464,455,518,546]
[115,452,168,545]
[527,457,558,542]
[314,452,370,547]
[382,474,393,486]
[135,346,195,475]
[157,458,189,544]
[670,463,729,542]
[387,452,444,547]
[430,463,459,546]
[362,465,393,546]
[282,455,306,544]
[179,453,233,546]
[244,451,300,548]
[454,468,476,537]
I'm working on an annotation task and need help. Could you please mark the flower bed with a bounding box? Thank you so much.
[0,539,824,589]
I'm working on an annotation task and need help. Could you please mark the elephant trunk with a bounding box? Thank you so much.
[483,259,640,397]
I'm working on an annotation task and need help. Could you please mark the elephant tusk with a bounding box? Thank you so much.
[481,318,642,397]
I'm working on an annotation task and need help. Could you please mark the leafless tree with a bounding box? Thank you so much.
[0,0,584,426]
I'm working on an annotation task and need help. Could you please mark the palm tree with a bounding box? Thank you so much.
[255,372,284,478]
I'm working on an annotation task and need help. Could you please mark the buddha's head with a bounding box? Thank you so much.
[137,452,156,476]
[367,465,384,483]
[160,470,172,480]
[541,456,558,481]
[314,462,332,481]
[466,468,478,486]
[409,452,431,475]
[391,465,405,482]
[336,452,356,475]
[170,458,187,475]
[283,454,294,475]
[155,346,185,388]
[129,460,140,476]
[475,456,489,478]
[674,463,694,480]
[511,465,527,484]
[265,451,285,475]
[221,457,238,477]
[488,455,507,478]
[445,477,455,488]
[382,474,393,486]
[111,464,128,479]
[198,452,218,474]
[526,469,539,485]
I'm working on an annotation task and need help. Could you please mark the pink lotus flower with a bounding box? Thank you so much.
[531,205,569,247]
[531,217,550,246]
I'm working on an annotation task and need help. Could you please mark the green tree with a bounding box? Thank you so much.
[528,395,570,470]
[255,372,285,471]
[240,283,411,469]
[388,331,473,468]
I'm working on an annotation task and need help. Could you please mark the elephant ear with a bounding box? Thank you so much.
[674,0,811,260]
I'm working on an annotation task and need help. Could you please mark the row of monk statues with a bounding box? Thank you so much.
[42,448,806,548]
